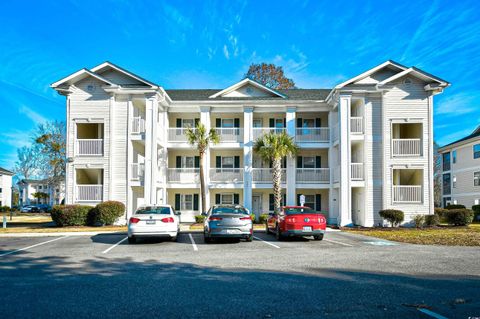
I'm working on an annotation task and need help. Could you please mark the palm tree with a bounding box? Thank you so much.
[186,123,220,214]
[253,131,298,213]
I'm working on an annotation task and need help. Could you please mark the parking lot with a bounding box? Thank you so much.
[1,230,479,318]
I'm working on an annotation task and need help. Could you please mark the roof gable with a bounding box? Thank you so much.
[209,78,286,99]
[90,61,158,88]
[335,60,408,89]
[377,67,449,87]
[51,68,116,88]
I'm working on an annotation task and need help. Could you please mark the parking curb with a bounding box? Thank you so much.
[0,231,128,237]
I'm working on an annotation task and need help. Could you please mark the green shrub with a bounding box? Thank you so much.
[259,213,269,224]
[87,201,125,226]
[250,214,257,223]
[413,215,425,228]
[194,215,206,223]
[445,204,466,210]
[51,205,91,227]
[0,206,11,213]
[444,209,474,226]
[434,208,448,223]
[424,214,440,227]
[472,205,480,222]
[379,209,404,227]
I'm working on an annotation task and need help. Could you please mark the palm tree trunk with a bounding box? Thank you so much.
[199,151,206,214]
[272,157,282,213]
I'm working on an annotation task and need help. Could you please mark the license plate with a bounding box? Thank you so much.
[225,229,238,234]
[146,220,156,225]
[303,226,312,232]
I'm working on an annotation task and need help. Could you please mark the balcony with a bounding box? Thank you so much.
[131,163,145,181]
[168,128,195,142]
[295,128,329,143]
[167,168,200,183]
[392,139,421,157]
[351,163,364,180]
[216,128,243,143]
[350,117,363,134]
[392,185,422,203]
[252,168,286,183]
[296,168,330,183]
[252,128,285,140]
[75,139,103,156]
[209,168,243,183]
[76,185,103,202]
[131,117,145,134]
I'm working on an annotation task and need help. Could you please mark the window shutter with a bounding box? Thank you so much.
[315,118,321,127]
[269,194,274,211]
[176,156,182,168]
[215,194,220,204]
[193,194,199,211]
[297,194,301,206]
[269,160,272,168]
[233,194,239,204]
[194,156,200,168]
[269,118,275,128]
[234,118,240,128]
[283,118,286,127]
[283,157,287,168]
[216,118,221,127]
[282,195,286,206]
[195,118,200,127]
[315,194,321,211]
[315,156,321,168]
[176,119,182,128]
[234,156,240,168]
[297,118,302,128]
[175,194,180,210]
[216,156,221,168]
[297,156,303,168]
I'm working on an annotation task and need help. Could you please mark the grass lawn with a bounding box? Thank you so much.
[345,224,480,246]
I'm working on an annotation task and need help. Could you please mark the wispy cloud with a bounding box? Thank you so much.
[435,93,478,116]
[223,45,230,59]
[18,105,48,124]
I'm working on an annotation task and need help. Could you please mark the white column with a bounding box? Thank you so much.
[286,106,296,205]
[151,96,159,205]
[243,106,254,211]
[200,106,211,211]
[126,97,134,219]
[108,95,115,201]
[144,97,153,204]
[428,95,434,213]
[339,95,352,226]
[328,110,335,224]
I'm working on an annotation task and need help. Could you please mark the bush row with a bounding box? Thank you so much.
[50,201,125,227]
[379,207,473,227]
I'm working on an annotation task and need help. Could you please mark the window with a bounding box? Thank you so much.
[453,175,457,188]
[0,188,2,193]
[253,119,262,128]
[474,144,480,159]
[183,156,195,168]
[181,194,193,210]
[221,119,234,128]
[474,172,480,186]
[182,119,195,128]
[443,197,451,208]
[274,119,284,128]
[38,185,43,190]
[442,153,451,171]
[302,119,315,128]
[452,150,457,164]
[221,156,234,169]
[443,173,451,195]
[303,157,315,169]
[220,194,233,205]
[304,195,315,209]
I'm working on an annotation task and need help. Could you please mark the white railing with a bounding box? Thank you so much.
[209,168,244,182]
[252,128,286,140]
[296,168,330,183]
[392,139,421,156]
[167,168,200,183]
[131,163,145,181]
[351,163,364,180]
[392,185,422,203]
[76,185,103,202]
[76,139,103,156]
[350,117,363,134]
[295,128,330,142]
[131,117,145,134]
[168,128,196,142]
[251,168,286,182]
[331,123,339,143]
[215,128,243,143]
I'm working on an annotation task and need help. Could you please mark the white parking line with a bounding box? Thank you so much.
[0,236,69,257]
[324,238,353,247]
[417,308,448,319]
[102,236,128,254]
[253,236,280,249]
[188,233,198,251]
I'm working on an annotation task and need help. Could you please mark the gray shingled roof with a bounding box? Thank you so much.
[165,89,331,101]
[441,125,480,149]
[0,167,14,175]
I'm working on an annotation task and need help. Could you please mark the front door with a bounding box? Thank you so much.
[252,195,262,218]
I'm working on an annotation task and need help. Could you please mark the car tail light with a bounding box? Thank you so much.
[161,217,174,223]
[239,217,251,220]
[209,217,222,221]
[129,217,140,224]
[286,217,296,223]
[318,217,326,223]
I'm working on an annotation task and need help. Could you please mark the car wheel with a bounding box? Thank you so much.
[275,225,284,241]
[171,236,178,242]
[265,222,270,234]
[128,236,136,244]
[313,234,324,241]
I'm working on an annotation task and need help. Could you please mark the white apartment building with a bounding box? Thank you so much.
[0,167,14,207]
[18,179,66,206]
[439,125,480,208]
[51,60,448,226]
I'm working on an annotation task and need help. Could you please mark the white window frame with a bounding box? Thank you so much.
[452,150,457,164]
[474,171,480,187]
[474,144,480,159]
[221,156,234,169]
[181,119,195,128]
[220,193,234,205]
[303,156,315,169]
[221,119,234,128]
[182,156,195,169]
[452,175,457,188]
[180,194,194,211]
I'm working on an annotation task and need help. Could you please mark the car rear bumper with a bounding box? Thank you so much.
[128,230,178,238]
[283,229,325,237]
[206,225,252,238]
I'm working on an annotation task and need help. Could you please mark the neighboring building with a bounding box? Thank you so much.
[51,60,449,225]
[0,167,14,207]
[18,179,65,206]
[438,125,480,208]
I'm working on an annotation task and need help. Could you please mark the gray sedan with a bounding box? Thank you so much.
[203,205,253,243]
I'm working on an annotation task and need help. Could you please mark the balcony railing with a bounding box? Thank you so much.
[295,128,330,142]
[251,168,286,183]
[131,163,145,181]
[350,117,363,134]
[296,168,330,183]
[76,139,103,156]
[215,128,243,143]
[168,128,195,142]
[167,168,200,183]
[351,163,364,180]
[252,128,286,140]
[392,185,422,203]
[131,117,145,134]
[209,168,243,182]
[76,185,103,202]
[392,139,421,157]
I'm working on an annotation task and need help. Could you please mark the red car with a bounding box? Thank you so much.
[266,206,326,241]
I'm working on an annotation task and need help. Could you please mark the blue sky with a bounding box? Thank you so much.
[1,0,479,170]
